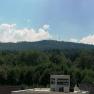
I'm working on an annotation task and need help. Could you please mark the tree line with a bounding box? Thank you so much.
[0,50,94,88]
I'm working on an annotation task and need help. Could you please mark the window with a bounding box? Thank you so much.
[57,78,69,85]
[59,87,64,92]
[50,78,55,84]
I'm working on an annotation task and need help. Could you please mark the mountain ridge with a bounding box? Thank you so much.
[0,40,93,51]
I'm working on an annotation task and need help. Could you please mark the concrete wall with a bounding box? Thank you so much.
[50,75,70,92]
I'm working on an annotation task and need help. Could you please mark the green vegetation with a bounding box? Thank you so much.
[0,49,94,88]
[0,40,93,88]
[0,40,94,51]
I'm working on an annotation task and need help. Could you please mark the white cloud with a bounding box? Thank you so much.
[0,24,16,31]
[42,24,50,31]
[69,34,94,45]
[0,24,51,43]
[80,34,94,45]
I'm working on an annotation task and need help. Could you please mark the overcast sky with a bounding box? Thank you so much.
[0,0,94,44]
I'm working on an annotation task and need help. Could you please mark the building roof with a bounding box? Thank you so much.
[50,75,70,78]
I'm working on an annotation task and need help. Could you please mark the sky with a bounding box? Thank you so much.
[0,0,94,44]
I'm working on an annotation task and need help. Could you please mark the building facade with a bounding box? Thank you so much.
[50,75,70,93]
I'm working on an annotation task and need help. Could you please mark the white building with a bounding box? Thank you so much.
[11,75,89,94]
[50,75,70,93]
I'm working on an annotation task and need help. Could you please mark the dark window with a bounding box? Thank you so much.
[57,78,69,85]
[50,78,55,84]
[59,87,64,92]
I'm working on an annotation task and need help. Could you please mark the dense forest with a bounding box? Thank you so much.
[0,40,94,89]
[0,40,94,51]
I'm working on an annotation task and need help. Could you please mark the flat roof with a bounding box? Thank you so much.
[51,75,70,78]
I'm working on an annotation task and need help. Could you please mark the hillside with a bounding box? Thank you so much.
[0,40,94,51]
[0,40,93,94]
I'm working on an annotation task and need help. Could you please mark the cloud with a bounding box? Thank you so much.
[42,24,50,31]
[70,34,94,45]
[0,24,51,43]
[80,34,94,45]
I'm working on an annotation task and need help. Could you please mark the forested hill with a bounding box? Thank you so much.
[0,40,94,51]
[0,40,94,93]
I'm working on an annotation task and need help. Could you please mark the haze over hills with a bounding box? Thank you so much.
[0,40,94,51]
